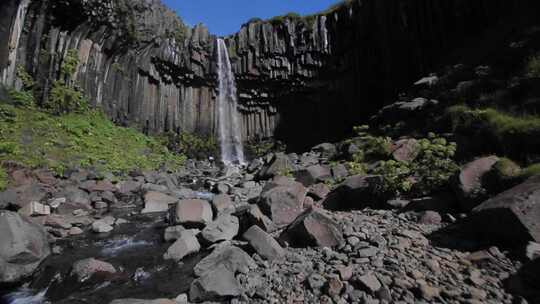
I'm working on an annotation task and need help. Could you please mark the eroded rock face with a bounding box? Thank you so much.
[0,211,50,283]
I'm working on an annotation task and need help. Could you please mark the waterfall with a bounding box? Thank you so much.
[1,0,31,86]
[217,38,245,165]
[321,16,329,52]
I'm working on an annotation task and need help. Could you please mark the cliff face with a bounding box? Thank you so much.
[0,0,537,150]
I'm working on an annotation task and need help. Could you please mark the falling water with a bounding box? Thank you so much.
[321,16,329,51]
[216,38,245,165]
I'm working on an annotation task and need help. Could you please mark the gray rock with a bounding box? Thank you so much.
[141,191,178,214]
[354,273,381,293]
[294,165,332,187]
[163,230,201,261]
[172,199,213,228]
[109,300,176,304]
[211,194,233,215]
[324,175,383,210]
[258,179,306,227]
[312,143,338,159]
[0,211,50,283]
[164,226,199,242]
[194,245,256,276]
[71,258,117,282]
[189,265,242,302]
[243,225,285,261]
[331,164,349,181]
[281,209,344,248]
[258,153,293,179]
[452,156,499,211]
[201,215,240,244]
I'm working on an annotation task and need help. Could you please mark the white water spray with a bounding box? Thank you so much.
[216,38,245,165]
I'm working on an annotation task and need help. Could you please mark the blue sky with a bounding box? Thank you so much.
[162,0,340,36]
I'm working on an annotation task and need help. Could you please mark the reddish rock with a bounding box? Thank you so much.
[34,170,57,186]
[11,169,33,186]
[211,194,233,215]
[258,179,307,227]
[453,156,499,211]
[392,138,419,162]
[243,225,285,261]
[172,199,213,228]
[294,165,332,187]
[141,191,177,214]
[280,209,344,248]
[308,183,331,201]
[71,258,117,282]
[419,211,442,225]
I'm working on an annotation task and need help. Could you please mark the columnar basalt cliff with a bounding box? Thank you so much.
[0,0,538,150]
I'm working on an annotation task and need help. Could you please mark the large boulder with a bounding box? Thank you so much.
[193,245,256,277]
[201,215,239,244]
[257,153,293,179]
[163,230,201,262]
[171,199,213,228]
[243,225,285,261]
[452,156,499,211]
[311,143,338,159]
[323,175,382,210]
[281,209,344,248]
[293,165,332,187]
[258,179,307,227]
[141,191,177,214]
[189,265,242,302]
[465,175,540,247]
[391,138,419,162]
[0,211,50,283]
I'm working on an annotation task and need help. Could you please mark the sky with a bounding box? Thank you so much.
[162,0,340,36]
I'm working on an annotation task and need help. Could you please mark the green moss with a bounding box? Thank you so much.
[165,131,218,160]
[446,105,540,159]
[526,53,540,78]
[45,81,88,115]
[0,102,185,175]
[269,12,302,25]
[484,157,522,192]
[0,167,7,191]
[61,49,79,78]
[521,163,540,179]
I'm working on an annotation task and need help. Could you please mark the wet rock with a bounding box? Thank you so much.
[294,165,332,187]
[452,156,499,211]
[163,230,201,262]
[258,179,306,227]
[0,211,50,283]
[141,191,178,214]
[189,265,242,302]
[243,225,285,261]
[201,215,240,244]
[194,245,256,276]
[281,209,344,248]
[71,258,117,282]
[172,199,213,228]
[211,194,233,215]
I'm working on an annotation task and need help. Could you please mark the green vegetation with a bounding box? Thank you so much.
[269,12,302,25]
[0,167,7,191]
[484,157,522,191]
[526,53,540,78]
[347,127,458,198]
[46,81,88,114]
[521,163,540,179]
[246,139,286,159]
[165,131,218,160]
[0,102,185,176]
[446,105,540,159]
[61,49,79,78]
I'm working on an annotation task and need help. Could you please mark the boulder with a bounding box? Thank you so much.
[201,215,239,244]
[465,176,540,246]
[308,183,331,201]
[237,204,275,232]
[452,156,499,211]
[211,194,233,215]
[311,143,338,159]
[258,179,307,227]
[19,201,50,216]
[172,199,213,228]
[193,245,256,277]
[164,226,199,242]
[71,258,116,282]
[392,138,419,162]
[258,153,293,179]
[0,211,50,283]
[323,175,382,210]
[189,265,242,302]
[116,180,142,195]
[294,165,332,187]
[331,164,349,181]
[141,191,177,214]
[163,230,201,262]
[281,209,344,248]
[243,225,285,261]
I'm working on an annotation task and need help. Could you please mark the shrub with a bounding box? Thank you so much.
[245,138,286,159]
[373,160,413,198]
[46,81,88,114]
[16,65,35,90]
[8,88,34,107]
[165,131,218,160]
[61,49,80,78]
[526,53,540,78]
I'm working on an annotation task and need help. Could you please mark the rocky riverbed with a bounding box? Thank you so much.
[1,148,539,304]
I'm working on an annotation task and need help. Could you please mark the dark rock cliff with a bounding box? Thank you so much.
[1,0,538,150]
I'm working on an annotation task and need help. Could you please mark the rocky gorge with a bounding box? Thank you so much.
[1,0,540,303]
